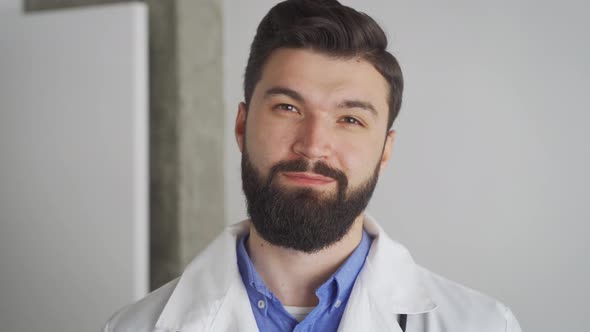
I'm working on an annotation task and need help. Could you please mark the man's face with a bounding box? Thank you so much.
[236,48,394,252]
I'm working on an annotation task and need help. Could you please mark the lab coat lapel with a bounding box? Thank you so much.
[208,279,258,332]
[338,215,437,332]
[337,280,403,332]
[155,221,258,332]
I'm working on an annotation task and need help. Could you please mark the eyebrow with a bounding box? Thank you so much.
[264,86,378,117]
[337,100,378,117]
[264,86,305,103]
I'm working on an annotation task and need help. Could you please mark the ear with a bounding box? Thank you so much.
[379,130,395,174]
[235,102,248,153]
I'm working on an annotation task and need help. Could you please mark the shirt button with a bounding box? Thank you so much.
[257,299,266,309]
[334,299,342,308]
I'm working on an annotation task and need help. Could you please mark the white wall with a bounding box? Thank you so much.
[0,0,20,13]
[223,1,590,331]
[0,3,148,331]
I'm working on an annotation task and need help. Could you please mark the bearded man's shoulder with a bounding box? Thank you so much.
[103,278,179,332]
[413,266,522,331]
[102,223,248,332]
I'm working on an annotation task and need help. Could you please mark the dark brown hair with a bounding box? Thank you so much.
[244,0,403,129]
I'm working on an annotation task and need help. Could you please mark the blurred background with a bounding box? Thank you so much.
[1,0,588,331]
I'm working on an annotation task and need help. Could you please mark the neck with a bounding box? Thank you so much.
[246,214,365,307]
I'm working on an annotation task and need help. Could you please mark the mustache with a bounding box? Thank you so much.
[266,159,348,192]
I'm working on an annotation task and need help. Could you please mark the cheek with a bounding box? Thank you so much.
[334,139,383,184]
[245,115,295,169]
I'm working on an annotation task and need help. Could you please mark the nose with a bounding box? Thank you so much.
[292,116,332,161]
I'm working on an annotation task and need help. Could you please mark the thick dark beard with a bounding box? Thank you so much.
[241,149,380,253]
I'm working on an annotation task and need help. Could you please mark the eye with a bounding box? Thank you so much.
[274,103,298,113]
[340,116,364,127]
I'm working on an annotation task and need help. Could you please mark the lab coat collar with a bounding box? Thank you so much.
[361,214,438,314]
[155,221,255,331]
[155,215,437,331]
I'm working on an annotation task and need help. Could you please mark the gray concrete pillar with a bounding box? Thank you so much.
[25,0,225,290]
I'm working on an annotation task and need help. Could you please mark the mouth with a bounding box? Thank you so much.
[281,172,336,186]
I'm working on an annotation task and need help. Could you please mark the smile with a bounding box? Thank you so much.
[281,172,336,186]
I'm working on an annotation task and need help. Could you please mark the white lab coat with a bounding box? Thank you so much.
[104,215,522,332]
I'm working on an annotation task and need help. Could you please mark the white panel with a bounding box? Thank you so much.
[0,3,148,331]
[223,1,590,331]
[0,0,20,14]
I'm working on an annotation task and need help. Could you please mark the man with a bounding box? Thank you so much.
[105,0,522,331]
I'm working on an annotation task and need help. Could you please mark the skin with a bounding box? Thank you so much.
[235,48,395,307]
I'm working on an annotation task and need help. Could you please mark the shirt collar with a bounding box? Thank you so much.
[237,228,373,308]
[332,229,372,300]
[236,234,274,300]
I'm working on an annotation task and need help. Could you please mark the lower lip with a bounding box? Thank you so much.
[282,174,335,186]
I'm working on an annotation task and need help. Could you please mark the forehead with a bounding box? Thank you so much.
[253,48,389,117]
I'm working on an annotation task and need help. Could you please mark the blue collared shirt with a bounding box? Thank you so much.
[236,230,373,332]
